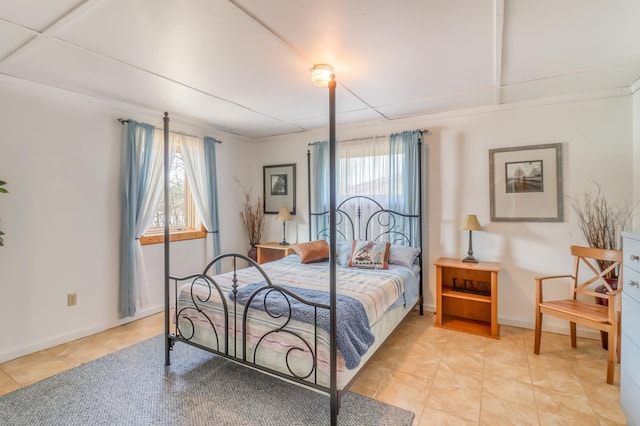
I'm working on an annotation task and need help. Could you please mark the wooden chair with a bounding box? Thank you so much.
[534,245,623,384]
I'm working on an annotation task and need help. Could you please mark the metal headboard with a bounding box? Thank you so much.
[309,195,420,248]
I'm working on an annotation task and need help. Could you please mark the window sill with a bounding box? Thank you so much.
[140,228,207,245]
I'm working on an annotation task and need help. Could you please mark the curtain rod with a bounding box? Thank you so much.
[117,118,222,143]
[307,129,430,146]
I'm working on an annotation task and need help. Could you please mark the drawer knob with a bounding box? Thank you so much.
[630,281,640,288]
[631,254,640,261]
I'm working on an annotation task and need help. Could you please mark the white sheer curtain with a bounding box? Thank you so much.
[337,136,390,238]
[135,131,176,308]
[180,134,217,262]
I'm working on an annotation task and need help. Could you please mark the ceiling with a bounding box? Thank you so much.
[1,0,640,140]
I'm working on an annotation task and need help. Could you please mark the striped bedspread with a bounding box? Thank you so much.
[176,255,412,381]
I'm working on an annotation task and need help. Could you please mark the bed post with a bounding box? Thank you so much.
[328,74,338,425]
[307,149,312,242]
[418,133,424,316]
[163,112,171,366]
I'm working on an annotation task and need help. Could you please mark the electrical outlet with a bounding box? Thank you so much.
[67,293,77,306]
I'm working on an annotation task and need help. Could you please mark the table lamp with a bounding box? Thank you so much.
[275,207,293,245]
[461,214,483,263]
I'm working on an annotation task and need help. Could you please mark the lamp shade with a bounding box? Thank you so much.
[275,207,292,222]
[461,214,483,231]
[311,64,334,87]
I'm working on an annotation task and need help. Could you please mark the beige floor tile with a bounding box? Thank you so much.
[426,384,482,422]
[92,326,148,352]
[418,407,477,425]
[351,360,391,395]
[0,349,72,386]
[434,360,483,392]
[0,368,19,397]
[394,341,443,381]
[482,374,536,408]
[537,411,600,426]
[484,356,531,382]
[479,395,539,426]
[51,335,113,367]
[588,395,627,425]
[375,370,431,415]
[580,379,620,403]
[533,384,597,419]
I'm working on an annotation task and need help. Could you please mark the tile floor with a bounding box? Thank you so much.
[0,310,627,425]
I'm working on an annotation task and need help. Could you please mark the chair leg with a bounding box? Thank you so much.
[570,322,577,348]
[534,309,542,354]
[617,311,621,363]
[607,326,616,385]
[600,331,608,350]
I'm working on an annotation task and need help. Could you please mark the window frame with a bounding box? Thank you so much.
[140,143,206,245]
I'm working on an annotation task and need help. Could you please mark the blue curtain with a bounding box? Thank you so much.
[389,130,421,246]
[119,120,155,318]
[311,141,329,240]
[203,136,222,273]
[310,132,422,246]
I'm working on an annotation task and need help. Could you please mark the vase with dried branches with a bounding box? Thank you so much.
[570,183,635,278]
[235,177,264,261]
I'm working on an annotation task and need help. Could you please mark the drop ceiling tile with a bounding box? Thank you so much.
[502,0,640,85]
[501,63,640,104]
[0,0,85,31]
[0,36,287,136]
[0,20,35,59]
[377,89,495,119]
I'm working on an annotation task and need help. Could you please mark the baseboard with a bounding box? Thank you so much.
[0,304,165,363]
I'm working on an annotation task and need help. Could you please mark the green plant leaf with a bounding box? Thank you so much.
[0,188,7,193]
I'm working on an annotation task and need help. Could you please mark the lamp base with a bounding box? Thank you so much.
[279,240,289,246]
[462,255,479,263]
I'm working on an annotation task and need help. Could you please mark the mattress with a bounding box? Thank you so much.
[174,254,420,390]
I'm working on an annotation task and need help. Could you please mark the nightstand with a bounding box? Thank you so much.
[434,257,501,339]
[255,242,295,264]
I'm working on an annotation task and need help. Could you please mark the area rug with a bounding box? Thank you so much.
[0,335,414,425]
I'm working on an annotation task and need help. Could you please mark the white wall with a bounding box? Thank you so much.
[0,78,251,362]
[253,94,635,334]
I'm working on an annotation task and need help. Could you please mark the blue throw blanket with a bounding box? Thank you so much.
[230,282,375,370]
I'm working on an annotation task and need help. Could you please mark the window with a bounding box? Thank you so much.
[140,145,205,245]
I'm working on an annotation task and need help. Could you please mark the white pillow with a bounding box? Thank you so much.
[336,241,353,266]
[388,245,421,268]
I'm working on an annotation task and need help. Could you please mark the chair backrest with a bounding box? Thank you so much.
[570,245,623,302]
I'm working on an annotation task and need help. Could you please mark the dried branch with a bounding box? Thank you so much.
[234,177,264,246]
[570,183,635,277]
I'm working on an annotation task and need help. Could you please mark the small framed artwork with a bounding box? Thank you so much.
[489,143,563,222]
[263,163,296,214]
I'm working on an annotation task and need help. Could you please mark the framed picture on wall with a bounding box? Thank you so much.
[263,163,296,214]
[489,143,563,222]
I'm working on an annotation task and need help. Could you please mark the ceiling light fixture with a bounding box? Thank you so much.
[311,64,334,87]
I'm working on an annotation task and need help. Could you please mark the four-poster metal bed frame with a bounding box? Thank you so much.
[161,74,425,424]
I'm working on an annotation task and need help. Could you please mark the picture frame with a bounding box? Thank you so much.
[263,163,296,215]
[489,143,563,222]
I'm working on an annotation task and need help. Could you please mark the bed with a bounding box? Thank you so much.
[162,106,425,423]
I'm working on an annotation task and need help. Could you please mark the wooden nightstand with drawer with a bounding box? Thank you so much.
[255,242,295,264]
